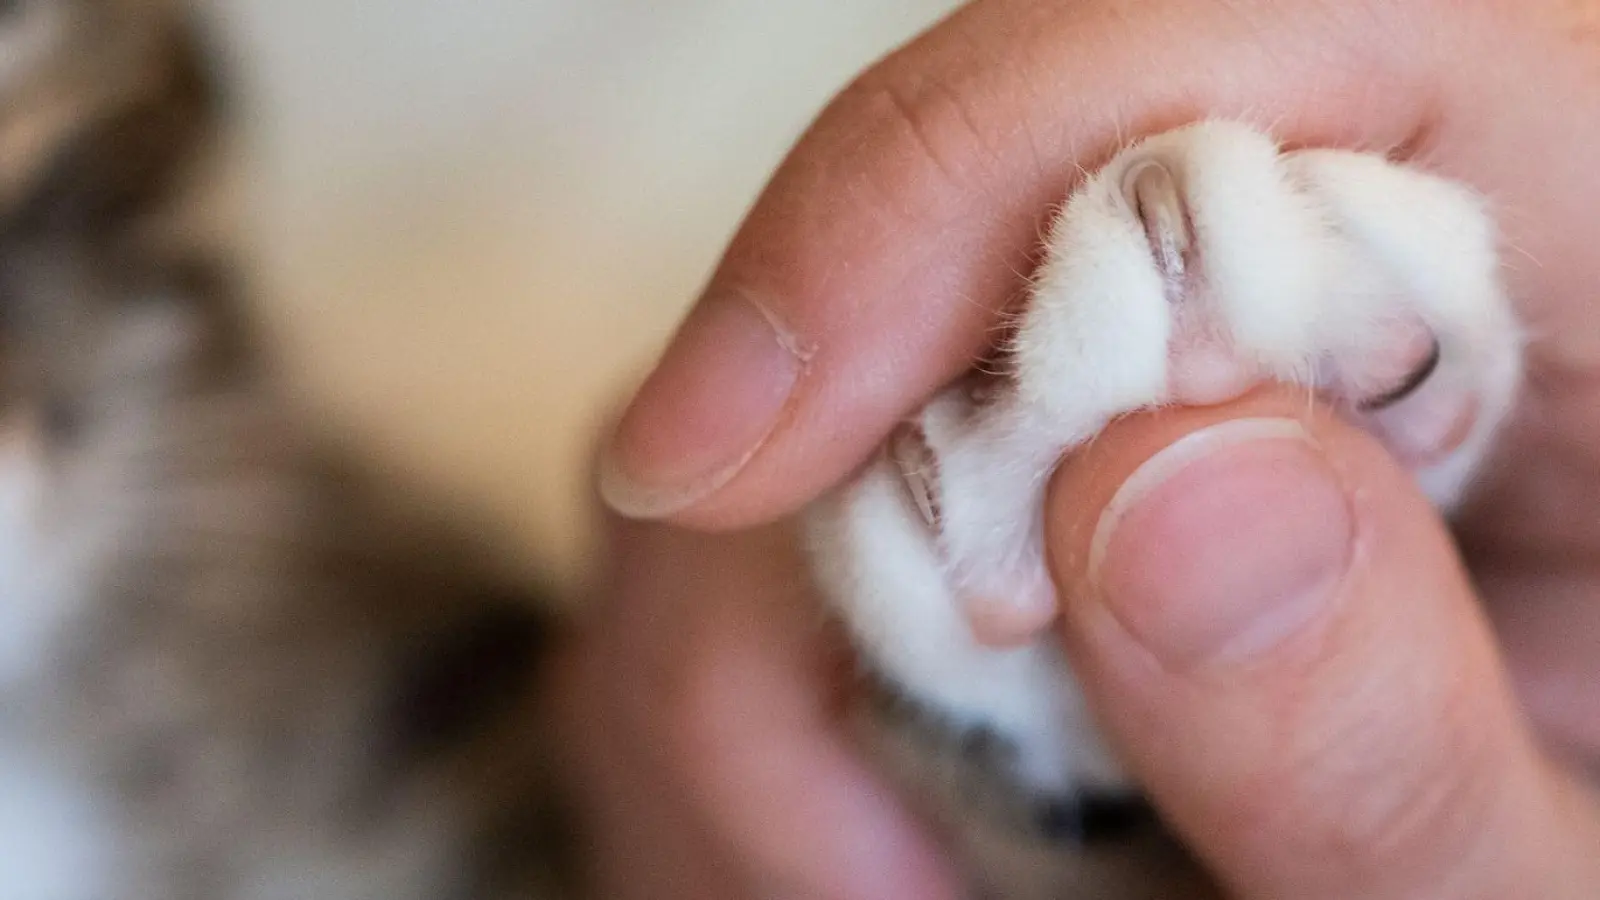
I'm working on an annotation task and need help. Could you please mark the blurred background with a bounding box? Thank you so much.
[203,0,965,590]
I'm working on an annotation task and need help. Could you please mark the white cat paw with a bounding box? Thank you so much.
[805,120,1521,861]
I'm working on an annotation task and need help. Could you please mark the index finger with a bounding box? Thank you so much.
[599,0,1460,530]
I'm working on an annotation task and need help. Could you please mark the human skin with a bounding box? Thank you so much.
[555,1,1600,897]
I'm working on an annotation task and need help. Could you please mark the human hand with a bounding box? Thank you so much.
[558,388,1600,899]
[564,0,1600,896]
[1042,387,1600,898]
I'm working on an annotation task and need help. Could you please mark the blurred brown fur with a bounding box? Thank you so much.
[0,3,580,897]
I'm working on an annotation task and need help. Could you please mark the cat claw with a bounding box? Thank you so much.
[1123,159,1191,288]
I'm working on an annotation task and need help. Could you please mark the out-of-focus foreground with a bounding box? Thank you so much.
[208,0,961,588]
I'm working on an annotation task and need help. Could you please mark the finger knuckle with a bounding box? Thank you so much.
[828,69,998,203]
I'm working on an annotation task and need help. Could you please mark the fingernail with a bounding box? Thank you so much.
[600,290,808,519]
[1089,418,1354,668]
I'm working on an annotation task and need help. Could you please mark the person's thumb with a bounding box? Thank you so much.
[1046,387,1600,900]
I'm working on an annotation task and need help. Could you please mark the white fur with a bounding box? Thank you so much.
[0,723,116,900]
[0,429,117,900]
[805,121,1521,894]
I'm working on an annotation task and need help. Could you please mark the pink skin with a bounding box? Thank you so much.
[1366,388,1480,468]
[1168,336,1261,407]
[967,586,1061,648]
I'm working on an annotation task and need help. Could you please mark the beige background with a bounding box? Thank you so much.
[198,0,964,587]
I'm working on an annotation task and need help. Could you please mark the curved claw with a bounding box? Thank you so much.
[888,420,941,533]
[1123,159,1192,289]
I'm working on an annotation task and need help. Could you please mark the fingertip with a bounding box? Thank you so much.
[1042,388,1583,897]
[1081,417,1351,670]
[600,290,809,521]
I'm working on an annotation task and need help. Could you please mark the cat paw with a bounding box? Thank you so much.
[805,120,1521,840]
